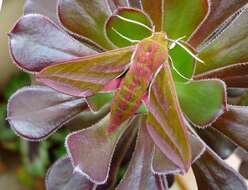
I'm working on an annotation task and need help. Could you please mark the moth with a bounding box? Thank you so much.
[38,32,202,172]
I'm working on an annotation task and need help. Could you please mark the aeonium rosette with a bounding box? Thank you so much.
[6,0,248,189]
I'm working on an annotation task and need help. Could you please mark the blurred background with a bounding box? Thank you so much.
[0,1,68,189]
[0,1,246,190]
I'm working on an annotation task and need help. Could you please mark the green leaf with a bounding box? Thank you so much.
[169,44,194,82]
[87,92,114,111]
[38,46,134,97]
[21,141,49,177]
[176,79,227,127]
[163,0,208,39]
[106,7,153,47]
[58,0,114,49]
[4,72,30,100]
[146,65,191,173]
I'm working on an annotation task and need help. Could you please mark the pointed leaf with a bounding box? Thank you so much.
[107,0,129,12]
[58,0,114,49]
[176,79,227,127]
[195,127,236,160]
[152,133,205,175]
[38,46,134,97]
[189,0,248,47]
[196,6,248,74]
[46,157,95,190]
[146,65,191,173]
[192,149,248,190]
[141,0,163,31]
[152,148,180,175]
[24,0,58,23]
[212,105,248,153]
[66,115,133,184]
[240,160,248,179]
[9,14,96,72]
[195,63,248,88]
[117,117,167,190]
[163,0,208,39]
[97,116,138,190]
[106,7,153,47]
[7,86,87,141]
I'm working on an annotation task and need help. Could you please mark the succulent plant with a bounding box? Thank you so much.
[6,0,248,189]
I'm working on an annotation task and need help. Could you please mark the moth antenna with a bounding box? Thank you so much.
[176,41,205,65]
[168,36,186,49]
[168,56,193,81]
[115,15,153,32]
[166,36,205,65]
[112,27,141,43]
[152,25,156,33]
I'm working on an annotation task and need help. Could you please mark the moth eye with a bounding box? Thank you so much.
[146,52,151,57]
[147,46,153,53]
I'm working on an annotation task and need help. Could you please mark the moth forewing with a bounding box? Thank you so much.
[146,63,192,173]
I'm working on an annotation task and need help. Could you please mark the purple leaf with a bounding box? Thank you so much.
[66,115,134,184]
[195,62,248,88]
[141,0,163,31]
[24,0,59,23]
[107,0,129,12]
[212,105,248,153]
[189,0,248,48]
[97,115,138,190]
[117,116,168,190]
[196,5,248,74]
[37,46,134,97]
[192,148,248,190]
[46,156,95,190]
[128,0,142,9]
[7,86,87,141]
[195,127,236,160]
[240,161,248,179]
[152,133,205,175]
[152,148,180,175]
[9,14,96,73]
[66,104,110,132]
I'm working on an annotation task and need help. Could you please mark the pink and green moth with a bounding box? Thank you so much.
[37,9,204,173]
[37,31,199,173]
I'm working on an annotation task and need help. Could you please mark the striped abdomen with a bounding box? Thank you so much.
[109,33,169,132]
